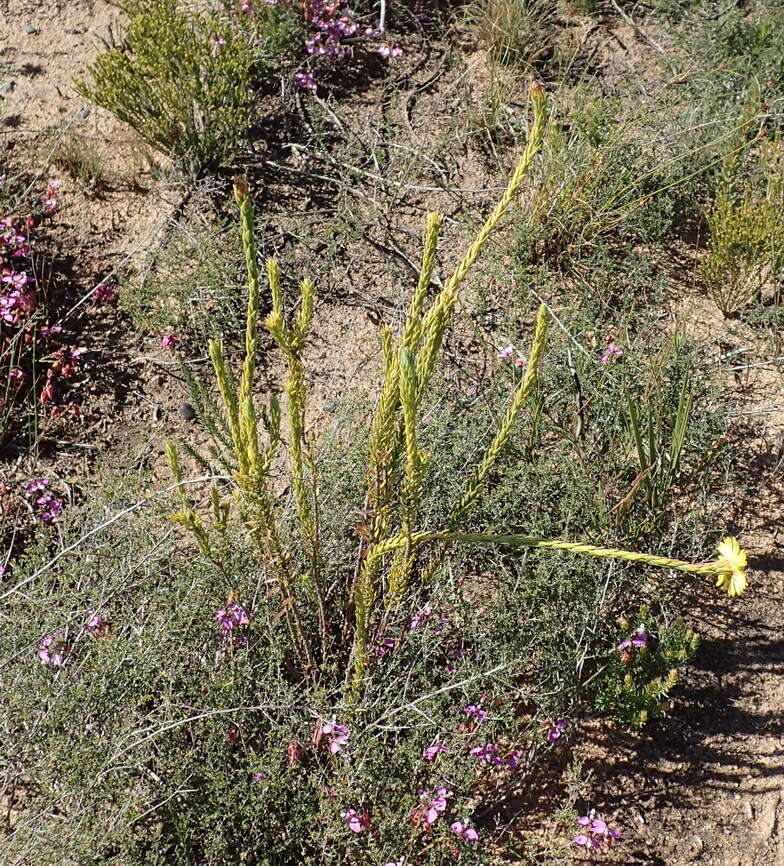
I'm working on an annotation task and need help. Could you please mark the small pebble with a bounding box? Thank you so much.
[179,402,196,421]
[1,81,16,94]
[25,26,38,35]
[323,399,337,413]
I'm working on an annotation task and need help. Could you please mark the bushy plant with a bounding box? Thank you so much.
[77,0,296,172]
[701,135,784,317]
[594,607,700,728]
[1,88,750,865]
[463,0,558,69]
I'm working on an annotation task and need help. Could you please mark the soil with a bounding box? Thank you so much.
[1,2,783,865]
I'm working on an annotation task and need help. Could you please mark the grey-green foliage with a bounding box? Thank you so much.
[0,319,719,864]
[77,0,293,172]
[120,213,247,340]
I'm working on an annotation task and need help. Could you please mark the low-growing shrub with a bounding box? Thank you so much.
[701,135,784,317]
[77,0,297,173]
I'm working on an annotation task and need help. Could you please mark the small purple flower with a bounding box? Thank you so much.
[618,624,649,652]
[293,71,317,91]
[25,478,49,493]
[420,786,451,826]
[341,808,370,833]
[93,282,118,305]
[422,743,449,762]
[376,638,396,658]
[450,820,479,841]
[38,633,68,667]
[545,719,567,741]
[574,812,622,849]
[600,342,623,362]
[410,601,433,629]
[463,704,488,723]
[215,603,250,632]
[316,721,350,754]
[160,333,178,349]
[87,615,110,638]
[252,771,267,783]
[505,749,522,772]
[469,742,502,766]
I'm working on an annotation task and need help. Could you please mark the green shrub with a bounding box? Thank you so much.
[701,136,784,317]
[77,0,297,173]
[594,607,700,728]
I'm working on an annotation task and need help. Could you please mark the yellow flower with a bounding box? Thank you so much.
[714,537,748,597]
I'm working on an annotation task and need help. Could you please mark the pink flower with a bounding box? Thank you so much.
[93,282,117,305]
[497,343,526,367]
[618,624,649,653]
[410,601,433,629]
[574,812,622,849]
[252,771,267,782]
[38,633,68,667]
[87,615,111,638]
[341,808,370,833]
[293,71,318,91]
[420,786,451,827]
[463,704,488,723]
[315,720,350,754]
[376,43,403,59]
[544,719,567,741]
[422,743,449,762]
[450,820,479,841]
[469,742,503,766]
[160,333,178,349]
[600,342,623,362]
[376,638,396,657]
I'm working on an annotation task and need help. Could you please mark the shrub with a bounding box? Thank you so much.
[701,136,784,317]
[77,0,294,173]
[594,607,700,728]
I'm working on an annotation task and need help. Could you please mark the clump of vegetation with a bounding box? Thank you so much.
[463,0,558,68]
[1,87,751,865]
[594,608,700,728]
[119,211,247,342]
[77,0,294,173]
[701,136,784,317]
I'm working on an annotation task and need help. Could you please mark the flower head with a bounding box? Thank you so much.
[463,704,488,723]
[600,342,623,362]
[160,333,178,349]
[574,812,621,849]
[293,71,318,91]
[341,808,370,833]
[315,720,350,754]
[422,743,449,762]
[450,820,479,841]
[38,633,68,667]
[87,615,111,639]
[542,719,567,741]
[715,536,748,597]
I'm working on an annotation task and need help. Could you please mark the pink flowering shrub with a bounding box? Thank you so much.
[1,180,85,448]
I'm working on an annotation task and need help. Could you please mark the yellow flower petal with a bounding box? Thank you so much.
[716,536,747,571]
[714,537,748,597]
